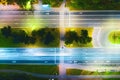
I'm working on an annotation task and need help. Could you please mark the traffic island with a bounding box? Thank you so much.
[108,31,120,44]
[0,26,60,48]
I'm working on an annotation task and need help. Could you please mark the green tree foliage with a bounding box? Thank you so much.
[31,30,37,37]
[12,30,36,44]
[15,0,31,9]
[42,0,63,7]
[44,32,55,44]
[78,30,92,44]
[65,31,78,45]
[29,36,36,44]
[65,29,92,45]
[1,26,59,46]
[81,30,88,37]
[1,25,12,38]
[7,0,34,10]
[1,26,36,44]
[31,28,56,45]
[7,0,14,4]
[12,30,27,43]
[37,28,46,40]
[67,0,120,10]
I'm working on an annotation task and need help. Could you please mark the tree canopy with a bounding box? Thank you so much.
[67,0,120,10]
[65,29,92,45]
[1,25,12,38]
[1,26,36,44]
[32,28,56,45]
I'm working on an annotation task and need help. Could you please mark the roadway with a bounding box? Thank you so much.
[0,48,119,66]
[0,11,120,27]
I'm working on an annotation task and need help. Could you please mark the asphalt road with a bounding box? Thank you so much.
[0,11,120,27]
[0,48,119,66]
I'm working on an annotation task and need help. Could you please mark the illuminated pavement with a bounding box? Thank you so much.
[68,11,120,26]
[0,11,60,27]
[0,11,120,27]
[0,48,119,66]
[0,48,120,79]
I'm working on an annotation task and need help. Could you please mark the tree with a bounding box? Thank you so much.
[92,0,100,4]
[78,30,92,44]
[1,26,38,45]
[37,28,46,39]
[15,0,32,10]
[7,0,15,4]
[65,31,78,45]
[65,29,92,45]
[86,37,92,43]
[1,26,12,38]
[12,30,27,43]
[29,36,36,44]
[31,30,37,37]
[81,30,88,37]
[65,39,73,45]
[24,35,31,44]
[32,28,58,45]
[79,36,86,44]
[44,32,55,44]
[24,36,36,44]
